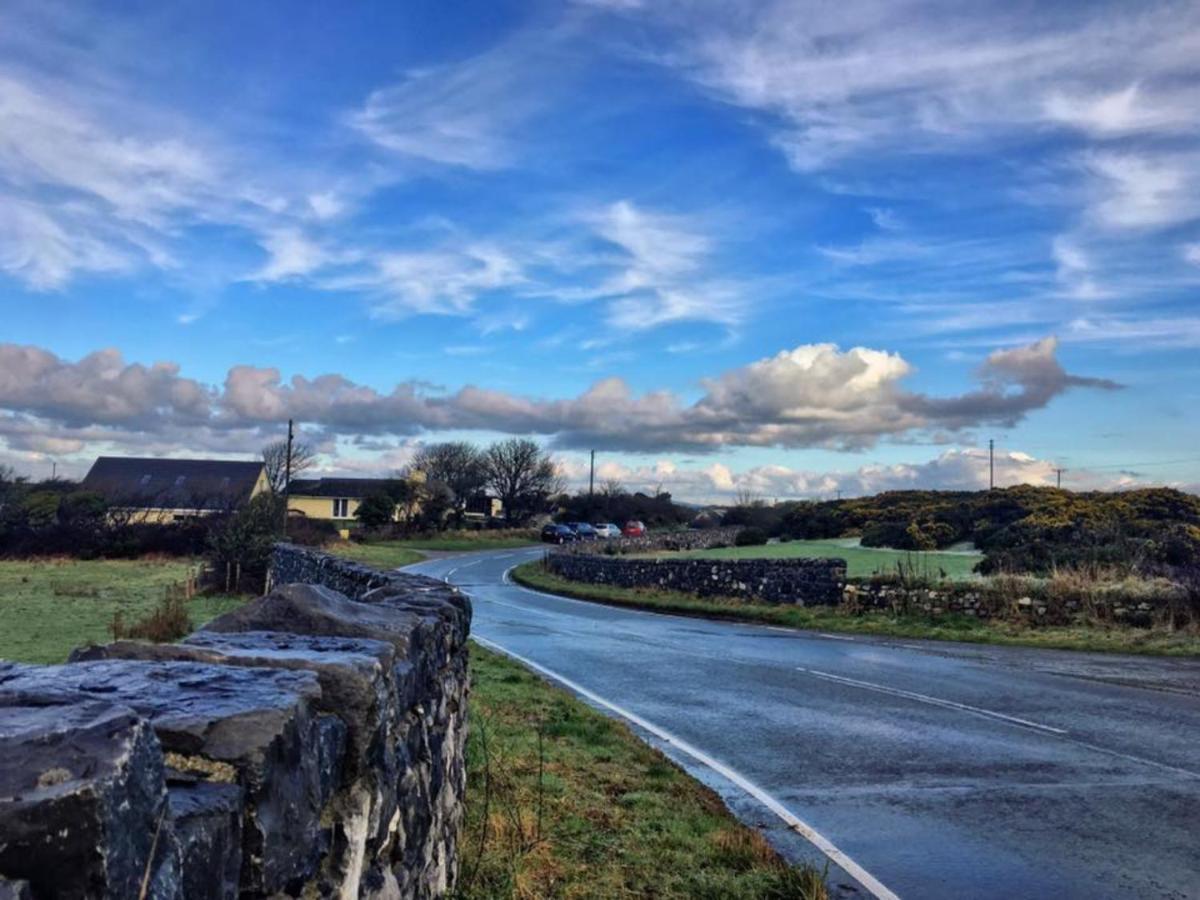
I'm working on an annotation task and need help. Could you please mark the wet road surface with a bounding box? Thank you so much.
[410,547,1200,899]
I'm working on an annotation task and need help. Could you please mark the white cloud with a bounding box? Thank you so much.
[582,200,748,329]
[349,31,567,170]
[1183,243,1200,266]
[1082,151,1199,231]
[557,446,1152,503]
[638,1,1200,172]
[0,336,1118,467]
[251,229,337,282]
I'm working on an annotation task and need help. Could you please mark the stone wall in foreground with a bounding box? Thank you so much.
[0,544,470,900]
[546,550,846,606]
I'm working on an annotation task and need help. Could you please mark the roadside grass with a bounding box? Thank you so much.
[393,530,538,552]
[458,643,828,899]
[326,541,427,570]
[0,557,245,664]
[330,530,539,567]
[674,538,982,581]
[512,562,1200,656]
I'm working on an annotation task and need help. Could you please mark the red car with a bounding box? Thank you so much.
[622,520,646,537]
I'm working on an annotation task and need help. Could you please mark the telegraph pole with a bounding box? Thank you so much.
[1055,467,1065,489]
[989,439,994,490]
[282,419,294,535]
[588,449,596,518]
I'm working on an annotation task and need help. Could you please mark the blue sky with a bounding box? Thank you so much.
[2,0,1199,499]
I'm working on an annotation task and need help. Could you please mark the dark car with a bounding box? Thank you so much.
[541,524,577,544]
[566,522,599,540]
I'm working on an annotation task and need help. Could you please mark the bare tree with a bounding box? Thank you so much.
[599,478,625,499]
[261,439,317,494]
[733,487,763,508]
[411,441,488,524]
[483,438,563,524]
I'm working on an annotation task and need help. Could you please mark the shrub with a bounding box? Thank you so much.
[110,594,192,643]
[285,516,340,547]
[735,527,768,547]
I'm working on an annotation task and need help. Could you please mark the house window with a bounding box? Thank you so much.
[332,498,350,518]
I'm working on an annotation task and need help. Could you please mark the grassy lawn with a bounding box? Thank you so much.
[677,538,982,580]
[512,562,1200,656]
[0,558,245,664]
[459,643,827,899]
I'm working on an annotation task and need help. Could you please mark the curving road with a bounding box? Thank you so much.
[410,547,1200,900]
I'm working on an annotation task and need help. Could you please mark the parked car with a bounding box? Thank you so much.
[622,520,647,537]
[566,522,599,540]
[541,524,577,544]
[592,523,621,539]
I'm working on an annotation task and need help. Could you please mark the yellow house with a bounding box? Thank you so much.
[81,456,270,523]
[286,473,425,524]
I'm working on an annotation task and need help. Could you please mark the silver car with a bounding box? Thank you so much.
[592,523,621,538]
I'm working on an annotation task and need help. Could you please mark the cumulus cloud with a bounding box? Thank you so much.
[0,336,1118,469]
[557,447,1147,503]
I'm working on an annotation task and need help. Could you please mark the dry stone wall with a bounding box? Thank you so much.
[553,526,744,556]
[546,551,846,606]
[0,544,470,900]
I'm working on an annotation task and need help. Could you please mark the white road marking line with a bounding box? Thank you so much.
[798,668,1068,736]
[445,567,459,580]
[459,558,484,569]
[475,635,901,900]
[818,632,858,642]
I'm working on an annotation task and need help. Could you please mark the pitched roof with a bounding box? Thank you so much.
[81,457,265,510]
[288,477,401,498]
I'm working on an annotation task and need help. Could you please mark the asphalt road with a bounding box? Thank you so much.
[410,547,1200,900]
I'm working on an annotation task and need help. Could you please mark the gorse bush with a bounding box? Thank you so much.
[775,486,1200,575]
[734,527,769,547]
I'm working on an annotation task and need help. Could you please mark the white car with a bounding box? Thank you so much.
[592,523,622,538]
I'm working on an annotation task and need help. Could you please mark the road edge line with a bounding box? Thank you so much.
[473,634,901,900]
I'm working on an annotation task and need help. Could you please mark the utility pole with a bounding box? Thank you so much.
[588,449,596,519]
[989,439,994,490]
[282,419,294,535]
[1055,467,1065,489]
[51,461,56,480]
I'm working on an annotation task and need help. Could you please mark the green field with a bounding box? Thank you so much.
[328,531,539,571]
[0,558,245,664]
[678,538,982,580]
[460,643,827,898]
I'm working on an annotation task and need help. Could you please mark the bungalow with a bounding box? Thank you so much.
[286,474,424,524]
[81,456,269,523]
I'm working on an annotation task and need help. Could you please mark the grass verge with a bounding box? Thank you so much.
[328,531,539,569]
[326,541,426,570]
[391,529,539,552]
[673,538,981,580]
[0,557,245,664]
[459,642,828,899]
[511,561,1200,656]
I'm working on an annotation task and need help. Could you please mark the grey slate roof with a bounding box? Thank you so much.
[287,477,400,498]
[81,456,265,510]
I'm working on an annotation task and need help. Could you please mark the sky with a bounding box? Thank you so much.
[1,0,1199,501]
